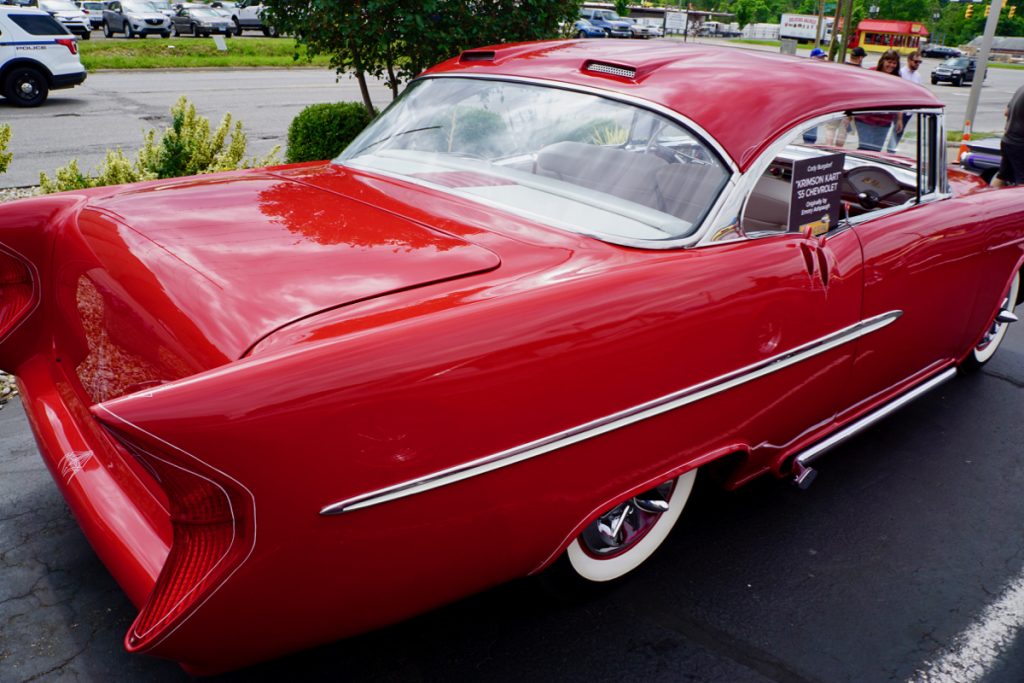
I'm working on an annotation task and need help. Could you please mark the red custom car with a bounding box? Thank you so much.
[0,41,1021,673]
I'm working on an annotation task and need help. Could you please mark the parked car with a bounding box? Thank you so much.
[211,0,273,36]
[102,0,170,37]
[37,0,90,38]
[578,7,632,38]
[0,41,1020,674]
[921,44,961,59]
[931,56,976,86]
[170,3,230,36]
[80,0,106,28]
[572,18,606,39]
[959,136,1002,183]
[624,17,661,39]
[0,4,86,105]
[146,0,173,18]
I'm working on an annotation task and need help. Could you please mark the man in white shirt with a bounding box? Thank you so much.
[900,50,923,85]
[888,50,923,150]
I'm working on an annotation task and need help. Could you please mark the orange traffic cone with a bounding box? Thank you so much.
[956,131,971,164]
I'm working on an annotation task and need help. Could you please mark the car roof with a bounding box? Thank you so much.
[424,40,943,170]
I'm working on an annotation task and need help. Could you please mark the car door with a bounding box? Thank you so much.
[842,112,989,410]
[728,149,864,457]
[108,0,123,30]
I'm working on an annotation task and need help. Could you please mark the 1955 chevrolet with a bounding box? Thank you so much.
[0,40,1020,673]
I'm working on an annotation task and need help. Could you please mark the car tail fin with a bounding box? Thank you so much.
[0,246,36,342]
[96,417,256,652]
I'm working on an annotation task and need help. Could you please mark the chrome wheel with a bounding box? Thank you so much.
[566,470,696,582]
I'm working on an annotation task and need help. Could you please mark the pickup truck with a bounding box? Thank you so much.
[578,8,632,38]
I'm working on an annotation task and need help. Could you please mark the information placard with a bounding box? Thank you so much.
[789,153,844,236]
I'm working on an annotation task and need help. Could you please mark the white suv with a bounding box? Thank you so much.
[0,5,87,107]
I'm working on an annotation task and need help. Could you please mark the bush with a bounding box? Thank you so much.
[40,97,280,194]
[286,102,374,163]
[0,124,11,176]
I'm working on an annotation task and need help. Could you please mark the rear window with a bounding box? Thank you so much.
[9,13,71,35]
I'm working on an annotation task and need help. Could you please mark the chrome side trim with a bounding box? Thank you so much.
[794,366,957,469]
[320,310,903,516]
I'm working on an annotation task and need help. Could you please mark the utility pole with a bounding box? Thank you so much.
[959,0,1004,160]
[815,0,826,45]
[836,0,854,63]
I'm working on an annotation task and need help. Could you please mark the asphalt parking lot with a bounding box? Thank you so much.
[1,321,1022,682]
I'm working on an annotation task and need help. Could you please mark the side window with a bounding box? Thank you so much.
[742,110,930,236]
[8,13,70,34]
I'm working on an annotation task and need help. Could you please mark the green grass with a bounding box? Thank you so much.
[79,37,331,69]
[727,38,781,47]
[947,130,999,142]
[989,62,1024,70]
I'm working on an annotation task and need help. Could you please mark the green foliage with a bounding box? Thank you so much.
[40,97,279,194]
[261,0,580,114]
[614,0,631,16]
[0,125,11,176]
[286,102,375,163]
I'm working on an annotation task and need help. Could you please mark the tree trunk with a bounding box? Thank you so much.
[349,44,375,116]
[356,70,374,116]
[386,61,399,100]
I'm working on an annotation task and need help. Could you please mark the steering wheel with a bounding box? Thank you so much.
[843,166,903,204]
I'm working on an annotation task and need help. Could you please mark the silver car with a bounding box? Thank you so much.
[38,0,91,39]
[170,4,231,37]
[102,0,171,37]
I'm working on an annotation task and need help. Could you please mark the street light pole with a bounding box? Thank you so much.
[961,0,1004,159]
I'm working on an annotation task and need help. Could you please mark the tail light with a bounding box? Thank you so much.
[108,433,254,651]
[0,247,35,340]
[56,38,78,55]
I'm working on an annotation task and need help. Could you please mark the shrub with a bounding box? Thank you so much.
[40,97,280,194]
[286,102,374,163]
[0,124,11,176]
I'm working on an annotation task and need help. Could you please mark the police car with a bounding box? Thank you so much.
[1,5,87,106]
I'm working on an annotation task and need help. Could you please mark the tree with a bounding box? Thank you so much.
[262,1,579,116]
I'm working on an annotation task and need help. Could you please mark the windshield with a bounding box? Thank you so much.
[339,78,730,244]
[40,0,80,10]
[599,10,621,20]
[188,7,219,17]
[942,58,969,67]
[124,1,158,11]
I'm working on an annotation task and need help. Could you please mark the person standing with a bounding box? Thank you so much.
[886,50,924,150]
[992,83,1024,186]
[900,50,923,85]
[855,50,901,151]
[848,46,867,67]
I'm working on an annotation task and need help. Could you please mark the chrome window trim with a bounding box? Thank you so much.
[337,73,740,251]
[702,107,949,247]
[320,310,902,516]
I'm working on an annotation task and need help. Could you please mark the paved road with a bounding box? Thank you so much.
[0,68,395,188]
[1,42,1022,188]
[1,306,1022,681]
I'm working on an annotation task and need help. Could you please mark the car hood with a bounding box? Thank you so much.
[73,171,501,371]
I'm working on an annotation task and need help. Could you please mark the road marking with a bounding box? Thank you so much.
[909,572,1024,682]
